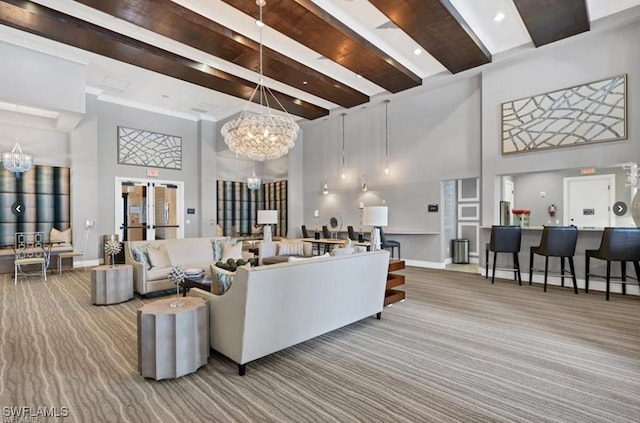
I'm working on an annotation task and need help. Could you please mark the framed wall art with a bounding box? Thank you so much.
[501,74,627,155]
[118,126,182,169]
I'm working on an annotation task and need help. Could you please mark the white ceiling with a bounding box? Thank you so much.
[1,0,640,126]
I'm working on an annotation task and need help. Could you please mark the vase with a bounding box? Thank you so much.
[632,190,640,227]
[170,283,185,308]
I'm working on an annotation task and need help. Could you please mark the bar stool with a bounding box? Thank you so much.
[529,226,578,294]
[485,225,522,285]
[585,227,640,301]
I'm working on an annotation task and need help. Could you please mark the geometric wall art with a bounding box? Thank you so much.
[501,74,627,155]
[117,126,182,169]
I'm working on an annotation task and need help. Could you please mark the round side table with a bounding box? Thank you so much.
[91,264,133,305]
[137,296,209,380]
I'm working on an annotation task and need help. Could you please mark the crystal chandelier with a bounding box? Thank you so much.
[2,143,33,179]
[220,0,299,161]
[247,166,261,191]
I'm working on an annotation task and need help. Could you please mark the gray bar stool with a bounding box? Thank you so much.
[485,225,522,285]
[529,226,578,294]
[585,227,640,301]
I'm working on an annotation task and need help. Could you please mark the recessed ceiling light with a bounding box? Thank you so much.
[413,48,422,56]
[255,19,265,27]
[302,81,308,85]
[356,74,362,79]
[494,12,506,22]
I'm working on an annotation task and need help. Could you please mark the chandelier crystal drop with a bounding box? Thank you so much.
[2,143,32,178]
[220,0,299,161]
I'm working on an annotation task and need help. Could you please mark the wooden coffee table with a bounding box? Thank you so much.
[182,275,210,296]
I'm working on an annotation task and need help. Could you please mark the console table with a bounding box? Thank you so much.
[91,264,133,305]
[137,296,209,380]
[385,259,406,306]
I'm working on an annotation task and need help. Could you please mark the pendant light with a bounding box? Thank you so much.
[247,162,261,190]
[361,107,368,192]
[322,118,329,195]
[384,99,390,176]
[340,113,346,180]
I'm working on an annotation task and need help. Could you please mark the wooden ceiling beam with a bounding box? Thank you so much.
[0,0,328,120]
[220,0,422,93]
[73,0,369,109]
[512,0,590,47]
[369,0,491,74]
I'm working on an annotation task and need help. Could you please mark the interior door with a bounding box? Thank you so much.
[121,182,148,241]
[564,175,614,228]
[116,178,184,241]
[153,184,178,240]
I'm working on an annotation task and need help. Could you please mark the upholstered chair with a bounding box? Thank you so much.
[529,226,578,294]
[585,227,640,301]
[485,225,522,285]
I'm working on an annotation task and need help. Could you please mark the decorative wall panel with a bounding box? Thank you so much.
[0,165,70,246]
[217,180,287,237]
[118,126,182,169]
[501,75,627,154]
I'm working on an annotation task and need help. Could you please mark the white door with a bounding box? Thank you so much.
[115,177,185,241]
[563,175,614,228]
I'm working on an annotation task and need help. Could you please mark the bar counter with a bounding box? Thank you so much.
[480,226,640,296]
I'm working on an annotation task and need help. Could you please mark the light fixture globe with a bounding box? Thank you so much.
[247,170,261,190]
[221,114,298,161]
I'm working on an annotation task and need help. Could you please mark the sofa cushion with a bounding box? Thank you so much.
[332,247,355,256]
[146,244,172,268]
[262,255,293,265]
[279,239,304,256]
[288,253,330,262]
[221,241,243,262]
[50,227,71,246]
[146,267,171,281]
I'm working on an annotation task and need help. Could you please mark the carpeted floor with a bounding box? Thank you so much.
[0,267,638,422]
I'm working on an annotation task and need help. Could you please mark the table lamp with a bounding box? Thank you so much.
[257,210,278,242]
[362,206,388,250]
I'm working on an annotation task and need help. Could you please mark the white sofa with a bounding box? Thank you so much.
[187,249,391,375]
[124,237,251,296]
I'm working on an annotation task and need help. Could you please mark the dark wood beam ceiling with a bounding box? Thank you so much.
[220,0,422,93]
[74,0,369,109]
[0,0,328,120]
[369,0,491,74]
[513,0,590,47]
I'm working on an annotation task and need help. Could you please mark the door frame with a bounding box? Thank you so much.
[562,174,615,227]
[114,177,185,240]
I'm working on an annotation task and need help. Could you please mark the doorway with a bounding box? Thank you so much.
[115,177,184,241]
[563,174,615,228]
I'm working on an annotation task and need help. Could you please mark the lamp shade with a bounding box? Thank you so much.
[257,210,278,225]
[362,206,388,227]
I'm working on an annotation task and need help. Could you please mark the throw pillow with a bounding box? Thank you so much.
[221,241,243,262]
[145,243,172,268]
[288,252,330,262]
[278,239,304,256]
[332,247,355,256]
[130,244,152,270]
[50,227,71,245]
[212,237,239,261]
[211,265,235,295]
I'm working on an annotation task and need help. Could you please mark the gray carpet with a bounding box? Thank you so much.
[0,267,638,422]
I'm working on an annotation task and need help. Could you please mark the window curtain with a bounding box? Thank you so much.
[216,180,287,237]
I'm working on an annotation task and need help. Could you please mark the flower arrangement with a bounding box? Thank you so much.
[168,265,187,308]
[512,209,531,215]
[104,240,122,268]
